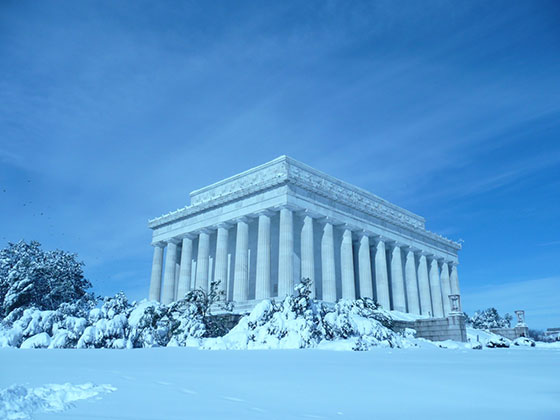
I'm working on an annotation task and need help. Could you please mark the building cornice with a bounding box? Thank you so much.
[148,155,461,250]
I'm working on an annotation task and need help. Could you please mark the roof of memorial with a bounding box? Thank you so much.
[148,156,461,250]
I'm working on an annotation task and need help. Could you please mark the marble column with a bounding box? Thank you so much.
[321,222,337,302]
[374,239,391,310]
[358,234,373,299]
[440,261,452,316]
[341,228,356,300]
[176,236,193,300]
[404,249,420,315]
[148,244,164,302]
[161,240,178,304]
[174,262,180,299]
[417,254,432,316]
[255,213,271,299]
[233,218,249,301]
[450,264,461,295]
[214,225,229,298]
[278,207,294,297]
[429,258,444,317]
[300,215,315,298]
[390,245,406,312]
[195,231,210,292]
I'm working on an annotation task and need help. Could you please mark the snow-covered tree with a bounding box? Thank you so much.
[0,241,93,317]
[172,279,231,338]
[470,308,512,329]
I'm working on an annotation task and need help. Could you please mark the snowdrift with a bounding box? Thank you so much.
[0,383,115,420]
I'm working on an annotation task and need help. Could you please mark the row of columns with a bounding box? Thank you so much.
[149,208,461,317]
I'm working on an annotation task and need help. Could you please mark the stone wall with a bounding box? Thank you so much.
[489,326,529,340]
[393,315,467,342]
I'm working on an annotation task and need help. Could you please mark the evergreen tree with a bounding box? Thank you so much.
[0,240,92,317]
[470,307,512,329]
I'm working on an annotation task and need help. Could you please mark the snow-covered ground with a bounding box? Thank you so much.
[1,346,559,419]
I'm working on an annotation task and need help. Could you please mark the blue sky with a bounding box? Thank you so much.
[1,1,559,329]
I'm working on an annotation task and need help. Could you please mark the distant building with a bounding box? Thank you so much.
[147,156,462,317]
[545,328,560,340]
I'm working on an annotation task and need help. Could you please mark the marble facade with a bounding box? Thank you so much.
[148,156,462,318]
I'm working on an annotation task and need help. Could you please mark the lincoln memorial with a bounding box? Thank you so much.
[148,156,462,318]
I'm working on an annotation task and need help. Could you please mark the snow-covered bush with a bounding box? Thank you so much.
[205,278,412,350]
[470,308,512,329]
[486,336,511,348]
[0,241,93,317]
[469,341,483,350]
[513,337,535,347]
[20,332,51,349]
[0,288,216,349]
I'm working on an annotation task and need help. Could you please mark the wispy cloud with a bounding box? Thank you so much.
[537,241,560,247]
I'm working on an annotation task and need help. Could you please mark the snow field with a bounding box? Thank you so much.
[1,346,559,420]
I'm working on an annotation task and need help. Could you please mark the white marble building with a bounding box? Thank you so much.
[148,156,462,318]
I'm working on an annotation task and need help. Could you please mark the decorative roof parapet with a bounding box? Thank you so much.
[148,156,461,250]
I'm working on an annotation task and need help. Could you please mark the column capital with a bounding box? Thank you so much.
[179,233,196,240]
[216,222,233,230]
[255,209,275,218]
[318,216,344,226]
[296,208,323,219]
[342,228,353,239]
[166,238,181,245]
[372,235,389,245]
[151,241,166,248]
[357,229,375,238]
[358,230,373,241]
[277,204,300,212]
[434,256,446,264]
[193,227,213,235]
[403,245,421,254]
[234,216,251,224]
[342,223,361,232]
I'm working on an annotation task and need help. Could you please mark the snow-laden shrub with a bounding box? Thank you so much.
[0,291,204,349]
[20,332,51,349]
[324,299,407,350]
[127,281,231,347]
[513,337,535,347]
[469,341,483,350]
[486,336,511,348]
[0,240,93,317]
[128,302,180,348]
[470,308,513,329]
[205,278,412,350]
